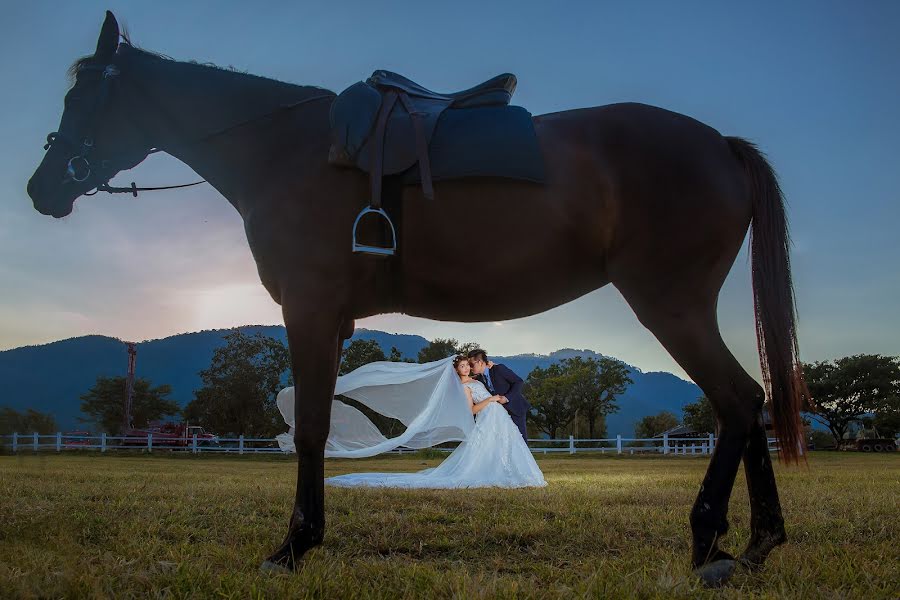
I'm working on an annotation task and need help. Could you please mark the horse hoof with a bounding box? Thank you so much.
[259,559,293,574]
[693,559,736,588]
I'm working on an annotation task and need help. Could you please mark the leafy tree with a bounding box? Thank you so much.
[0,407,58,434]
[808,429,837,450]
[567,356,630,439]
[80,376,179,433]
[457,341,482,357]
[417,338,462,363]
[184,331,291,437]
[871,410,900,438]
[414,338,480,364]
[340,339,386,375]
[525,364,576,439]
[635,411,680,439]
[804,354,900,445]
[683,396,716,434]
[336,339,408,436]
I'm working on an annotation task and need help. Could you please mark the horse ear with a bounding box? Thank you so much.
[94,11,119,61]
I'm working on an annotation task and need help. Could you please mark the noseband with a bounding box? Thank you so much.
[44,65,118,180]
[42,61,204,197]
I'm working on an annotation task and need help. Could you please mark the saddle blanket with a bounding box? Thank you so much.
[400,104,545,186]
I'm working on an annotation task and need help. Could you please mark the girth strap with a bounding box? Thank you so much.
[369,90,399,210]
[396,93,435,200]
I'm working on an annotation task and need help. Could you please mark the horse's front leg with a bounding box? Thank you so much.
[261,303,351,572]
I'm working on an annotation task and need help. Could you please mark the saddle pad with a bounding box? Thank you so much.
[401,105,545,185]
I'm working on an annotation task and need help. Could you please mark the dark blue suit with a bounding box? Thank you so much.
[478,363,529,441]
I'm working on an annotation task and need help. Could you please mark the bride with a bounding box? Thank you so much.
[276,355,546,489]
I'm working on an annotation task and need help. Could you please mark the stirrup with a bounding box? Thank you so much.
[352,206,397,256]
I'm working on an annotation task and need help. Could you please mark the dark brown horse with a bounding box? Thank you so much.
[27,12,808,586]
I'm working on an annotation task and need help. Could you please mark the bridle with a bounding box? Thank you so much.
[42,58,334,197]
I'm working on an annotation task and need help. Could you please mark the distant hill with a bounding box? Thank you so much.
[0,327,701,435]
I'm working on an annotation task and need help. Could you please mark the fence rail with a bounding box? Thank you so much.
[0,432,780,456]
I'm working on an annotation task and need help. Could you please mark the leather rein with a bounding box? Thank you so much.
[43,61,334,198]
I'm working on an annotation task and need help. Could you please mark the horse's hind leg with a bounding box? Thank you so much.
[740,419,787,568]
[618,292,762,586]
[261,304,352,572]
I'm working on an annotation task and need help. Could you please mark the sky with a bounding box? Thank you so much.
[1,1,898,381]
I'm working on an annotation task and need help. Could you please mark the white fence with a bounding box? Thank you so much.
[0,432,779,456]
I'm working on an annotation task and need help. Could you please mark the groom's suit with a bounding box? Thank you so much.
[478,363,529,441]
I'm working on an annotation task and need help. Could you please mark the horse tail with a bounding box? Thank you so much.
[726,136,809,463]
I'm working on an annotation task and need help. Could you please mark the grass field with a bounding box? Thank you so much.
[0,452,897,599]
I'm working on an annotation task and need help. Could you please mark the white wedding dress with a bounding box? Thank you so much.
[326,379,547,489]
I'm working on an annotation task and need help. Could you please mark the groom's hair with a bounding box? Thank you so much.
[467,349,488,362]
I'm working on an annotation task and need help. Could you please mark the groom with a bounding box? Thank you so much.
[468,349,529,441]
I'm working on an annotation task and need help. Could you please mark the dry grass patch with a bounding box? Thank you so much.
[0,452,897,598]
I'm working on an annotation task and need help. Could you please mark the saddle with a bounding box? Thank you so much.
[329,70,521,256]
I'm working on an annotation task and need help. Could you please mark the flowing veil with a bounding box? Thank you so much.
[276,356,474,458]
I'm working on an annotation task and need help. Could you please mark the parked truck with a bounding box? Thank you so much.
[122,422,218,447]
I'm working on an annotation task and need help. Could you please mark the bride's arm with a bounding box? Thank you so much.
[466,386,498,415]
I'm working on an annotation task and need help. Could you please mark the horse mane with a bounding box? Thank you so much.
[67,31,333,97]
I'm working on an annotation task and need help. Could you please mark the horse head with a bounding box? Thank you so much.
[27,11,151,217]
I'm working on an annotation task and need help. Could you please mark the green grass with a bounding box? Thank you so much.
[0,452,897,599]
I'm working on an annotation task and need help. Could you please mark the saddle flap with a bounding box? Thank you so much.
[356,96,447,175]
[328,81,382,166]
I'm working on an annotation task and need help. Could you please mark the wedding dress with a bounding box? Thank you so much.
[276,357,546,489]
[326,379,546,489]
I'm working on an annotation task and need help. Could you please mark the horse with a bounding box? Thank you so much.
[27,12,808,586]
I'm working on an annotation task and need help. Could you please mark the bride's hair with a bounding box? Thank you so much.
[452,355,471,372]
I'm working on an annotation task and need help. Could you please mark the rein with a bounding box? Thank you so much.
[44,60,334,198]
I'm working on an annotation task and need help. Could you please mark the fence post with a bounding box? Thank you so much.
[239,434,245,455]
[148,433,153,453]
[56,432,62,452]
[663,432,669,455]
[616,434,622,454]
[101,432,107,453]
[192,433,198,454]
[709,433,715,455]
[33,432,39,452]
[12,432,17,453]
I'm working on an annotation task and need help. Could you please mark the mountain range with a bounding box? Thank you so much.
[0,327,702,436]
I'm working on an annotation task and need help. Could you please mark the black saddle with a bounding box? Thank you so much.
[329,70,517,179]
[329,70,538,256]
[367,71,517,105]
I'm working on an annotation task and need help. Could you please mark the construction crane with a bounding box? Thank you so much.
[123,341,137,433]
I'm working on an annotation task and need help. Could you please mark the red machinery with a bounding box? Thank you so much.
[121,421,218,447]
[118,341,218,447]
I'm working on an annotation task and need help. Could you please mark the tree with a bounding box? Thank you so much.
[340,339,386,375]
[635,411,680,439]
[184,330,291,437]
[457,341,482,357]
[567,356,630,439]
[683,396,716,434]
[804,354,900,445]
[80,376,179,433]
[525,364,576,439]
[417,338,462,363]
[0,407,57,434]
[871,410,900,438]
[336,339,408,436]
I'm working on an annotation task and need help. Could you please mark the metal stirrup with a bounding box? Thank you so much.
[352,206,397,256]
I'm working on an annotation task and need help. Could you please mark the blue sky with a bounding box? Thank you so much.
[1,1,898,380]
